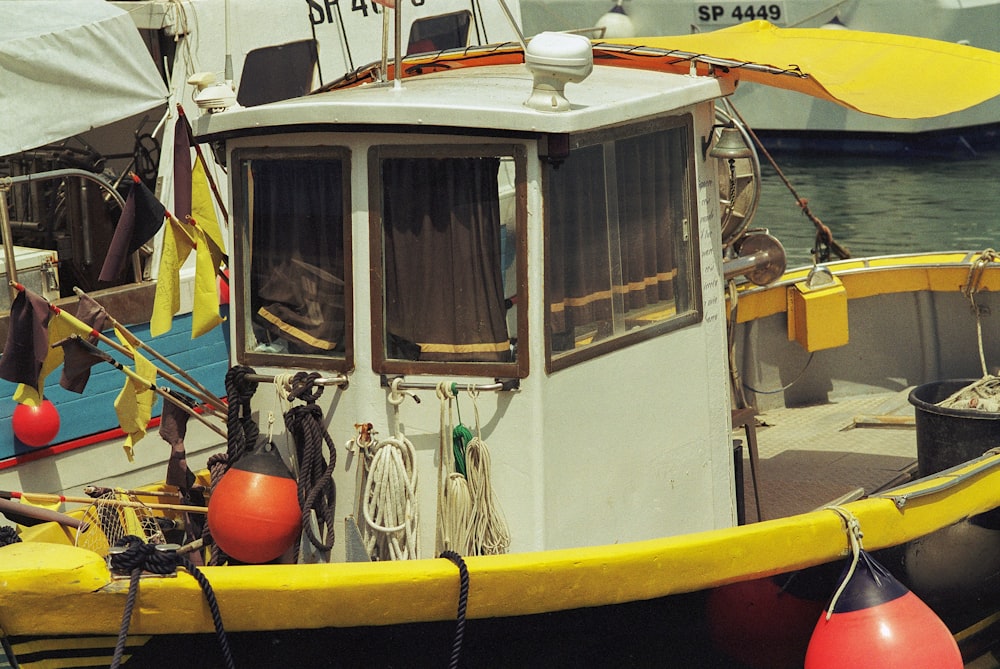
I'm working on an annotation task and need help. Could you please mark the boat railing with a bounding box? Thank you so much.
[245,372,350,389]
[381,374,520,399]
[1,168,131,294]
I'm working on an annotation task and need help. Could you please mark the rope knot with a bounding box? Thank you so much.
[225,365,259,406]
[109,535,178,576]
[288,371,324,404]
[108,534,235,669]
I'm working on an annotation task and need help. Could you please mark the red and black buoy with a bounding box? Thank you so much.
[12,399,60,447]
[805,549,962,668]
[207,445,301,564]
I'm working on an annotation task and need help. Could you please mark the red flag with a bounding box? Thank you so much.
[98,176,166,282]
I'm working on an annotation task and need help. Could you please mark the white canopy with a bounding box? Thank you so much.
[0,0,169,157]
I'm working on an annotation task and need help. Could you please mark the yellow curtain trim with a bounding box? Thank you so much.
[416,340,510,354]
[258,307,338,351]
[550,273,676,310]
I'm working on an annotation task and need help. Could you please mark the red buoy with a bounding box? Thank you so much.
[805,550,962,669]
[208,446,301,563]
[12,399,60,447]
[707,573,827,669]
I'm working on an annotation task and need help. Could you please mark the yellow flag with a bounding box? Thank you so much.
[13,313,87,407]
[191,225,225,338]
[190,154,227,338]
[113,328,157,461]
[192,155,226,263]
[150,217,195,337]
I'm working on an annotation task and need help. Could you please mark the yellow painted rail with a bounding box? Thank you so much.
[3,452,999,636]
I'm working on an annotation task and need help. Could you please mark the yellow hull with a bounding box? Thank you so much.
[3,450,999,636]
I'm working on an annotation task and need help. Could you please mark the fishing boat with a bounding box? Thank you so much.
[0,0,523,494]
[520,0,1000,155]
[4,11,1000,668]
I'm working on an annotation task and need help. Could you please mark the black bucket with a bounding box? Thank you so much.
[908,378,1000,478]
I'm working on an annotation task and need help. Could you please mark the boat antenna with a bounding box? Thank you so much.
[309,19,325,88]
[394,0,402,88]
[224,0,233,86]
[497,0,527,50]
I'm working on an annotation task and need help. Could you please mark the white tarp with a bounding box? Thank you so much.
[0,0,168,157]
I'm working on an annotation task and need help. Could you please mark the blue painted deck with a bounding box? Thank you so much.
[0,311,230,463]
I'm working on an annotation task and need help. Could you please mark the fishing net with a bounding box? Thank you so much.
[74,489,166,557]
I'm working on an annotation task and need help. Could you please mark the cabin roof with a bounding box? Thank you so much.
[196,62,732,142]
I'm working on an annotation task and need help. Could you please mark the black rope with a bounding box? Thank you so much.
[109,536,235,669]
[283,372,337,554]
[0,526,21,546]
[224,365,260,469]
[440,551,470,669]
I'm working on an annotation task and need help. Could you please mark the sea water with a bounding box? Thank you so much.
[752,150,1000,268]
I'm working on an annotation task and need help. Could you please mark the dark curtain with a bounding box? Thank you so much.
[547,131,681,344]
[249,159,346,354]
[382,157,510,362]
[546,143,613,337]
[616,131,678,311]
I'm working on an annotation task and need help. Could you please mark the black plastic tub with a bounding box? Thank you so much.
[908,378,1000,478]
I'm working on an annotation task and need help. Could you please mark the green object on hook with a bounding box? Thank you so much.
[452,424,471,477]
[451,383,470,476]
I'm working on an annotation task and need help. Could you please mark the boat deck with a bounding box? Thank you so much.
[741,389,919,522]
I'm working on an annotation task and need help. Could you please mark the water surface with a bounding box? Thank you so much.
[753,151,1000,267]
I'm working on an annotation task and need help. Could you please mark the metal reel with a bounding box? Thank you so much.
[713,106,761,250]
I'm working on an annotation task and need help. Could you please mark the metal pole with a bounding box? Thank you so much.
[7,168,125,209]
[393,1,402,87]
[0,181,19,302]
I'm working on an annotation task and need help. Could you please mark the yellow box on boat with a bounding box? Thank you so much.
[787,274,848,352]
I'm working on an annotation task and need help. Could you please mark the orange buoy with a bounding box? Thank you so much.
[805,550,962,669]
[707,570,828,669]
[12,399,60,447]
[207,446,301,563]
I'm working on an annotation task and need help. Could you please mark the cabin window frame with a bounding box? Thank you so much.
[231,146,354,372]
[543,114,702,372]
[368,142,529,379]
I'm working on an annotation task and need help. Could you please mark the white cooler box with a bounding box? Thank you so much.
[0,245,60,311]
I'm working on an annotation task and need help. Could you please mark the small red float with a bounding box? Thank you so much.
[12,399,60,447]
[207,446,301,564]
[805,550,962,669]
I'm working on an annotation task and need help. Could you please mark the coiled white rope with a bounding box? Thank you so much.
[362,435,419,560]
[358,379,420,560]
[464,390,510,556]
[436,383,472,555]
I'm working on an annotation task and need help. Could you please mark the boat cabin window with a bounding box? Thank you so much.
[237,40,319,108]
[407,11,472,55]
[370,144,527,378]
[544,117,700,370]
[233,149,352,370]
